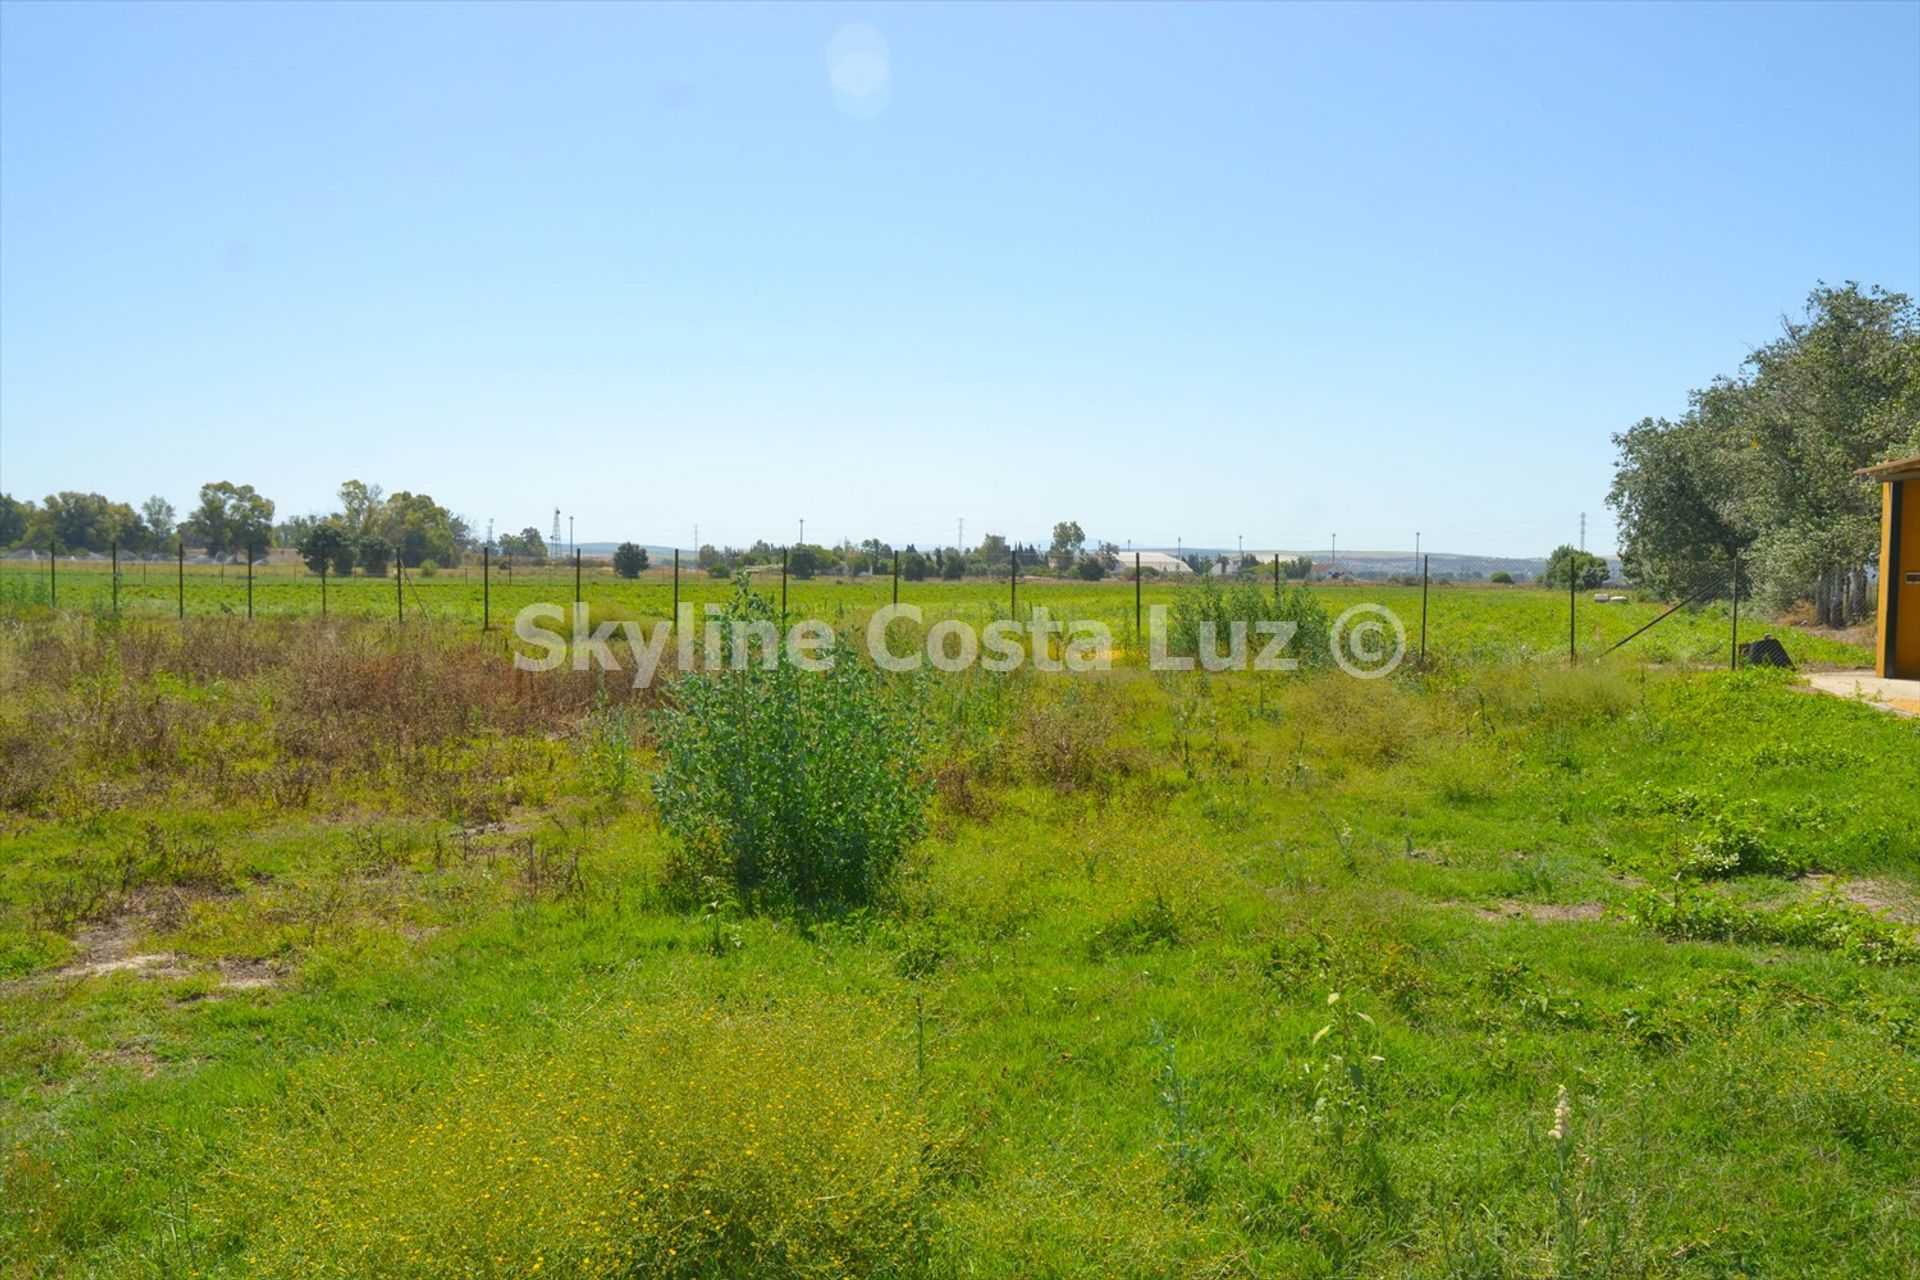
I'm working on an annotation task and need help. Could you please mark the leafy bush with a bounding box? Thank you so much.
[1627,886,1918,965]
[650,584,930,909]
[1680,808,1806,878]
[1165,574,1332,667]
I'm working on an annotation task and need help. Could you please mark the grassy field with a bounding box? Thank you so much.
[0,561,1875,670]
[1,585,1913,1277]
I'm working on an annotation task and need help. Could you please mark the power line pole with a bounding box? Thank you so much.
[799,517,805,546]
[1331,533,1337,574]
[1579,512,1586,552]
[1414,531,1420,575]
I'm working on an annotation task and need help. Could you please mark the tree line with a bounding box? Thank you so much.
[0,479,474,577]
[1608,283,1919,624]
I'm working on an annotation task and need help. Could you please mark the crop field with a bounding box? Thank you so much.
[0,563,1874,670]
[0,584,1913,1277]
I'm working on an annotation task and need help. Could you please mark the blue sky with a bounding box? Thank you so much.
[2,2,1915,556]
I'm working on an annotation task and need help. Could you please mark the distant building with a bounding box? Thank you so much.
[1131,551,1192,575]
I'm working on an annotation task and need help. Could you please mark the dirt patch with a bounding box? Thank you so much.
[55,915,188,980]
[47,904,278,990]
[216,957,281,990]
[1803,875,1920,925]
[1459,899,1608,924]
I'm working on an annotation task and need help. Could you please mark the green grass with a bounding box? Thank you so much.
[0,598,1913,1277]
[0,563,1873,670]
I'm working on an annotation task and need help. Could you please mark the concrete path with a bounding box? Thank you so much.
[1805,671,1920,717]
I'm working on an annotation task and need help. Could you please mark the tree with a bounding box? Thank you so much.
[973,533,1010,572]
[612,542,650,578]
[941,554,965,580]
[379,491,460,568]
[1052,521,1082,571]
[356,532,394,578]
[1541,545,1609,590]
[788,544,828,579]
[337,480,385,536]
[498,527,547,562]
[185,481,275,555]
[296,523,353,576]
[1609,283,1919,621]
[0,495,29,548]
[141,496,176,542]
[1607,414,1745,595]
[1489,570,1515,585]
[28,491,141,553]
[902,547,930,581]
[1075,556,1107,581]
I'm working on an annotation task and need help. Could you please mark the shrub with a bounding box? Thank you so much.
[579,692,639,802]
[650,584,930,909]
[1165,574,1332,667]
[1075,556,1108,581]
[1627,886,1919,965]
[1490,570,1514,584]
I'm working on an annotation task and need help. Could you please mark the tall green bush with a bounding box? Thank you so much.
[1165,574,1332,667]
[650,583,930,910]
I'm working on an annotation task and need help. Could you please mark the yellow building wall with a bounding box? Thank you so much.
[1881,479,1920,679]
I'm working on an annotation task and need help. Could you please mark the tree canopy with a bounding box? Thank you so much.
[1608,283,1919,618]
[612,542,650,578]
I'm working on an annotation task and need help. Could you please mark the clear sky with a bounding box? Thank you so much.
[2,2,1916,556]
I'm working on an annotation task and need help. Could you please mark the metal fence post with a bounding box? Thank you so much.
[1135,551,1142,639]
[1273,550,1280,600]
[1010,547,1018,617]
[1420,554,1429,668]
[892,549,899,607]
[246,543,255,620]
[1730,553,1740,671]
[1569,565,1576,664]
[396,557,403,623]
[574,549,582,605]
[178,539,185,618]
[111,539,119,616]
[480,545,488,632]
[672,548,680,626]
[49,541,56,608]
[321,561,329,619]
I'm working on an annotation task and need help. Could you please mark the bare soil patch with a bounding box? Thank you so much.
[1803,874,1920,925]
[1459,899,1608,924]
